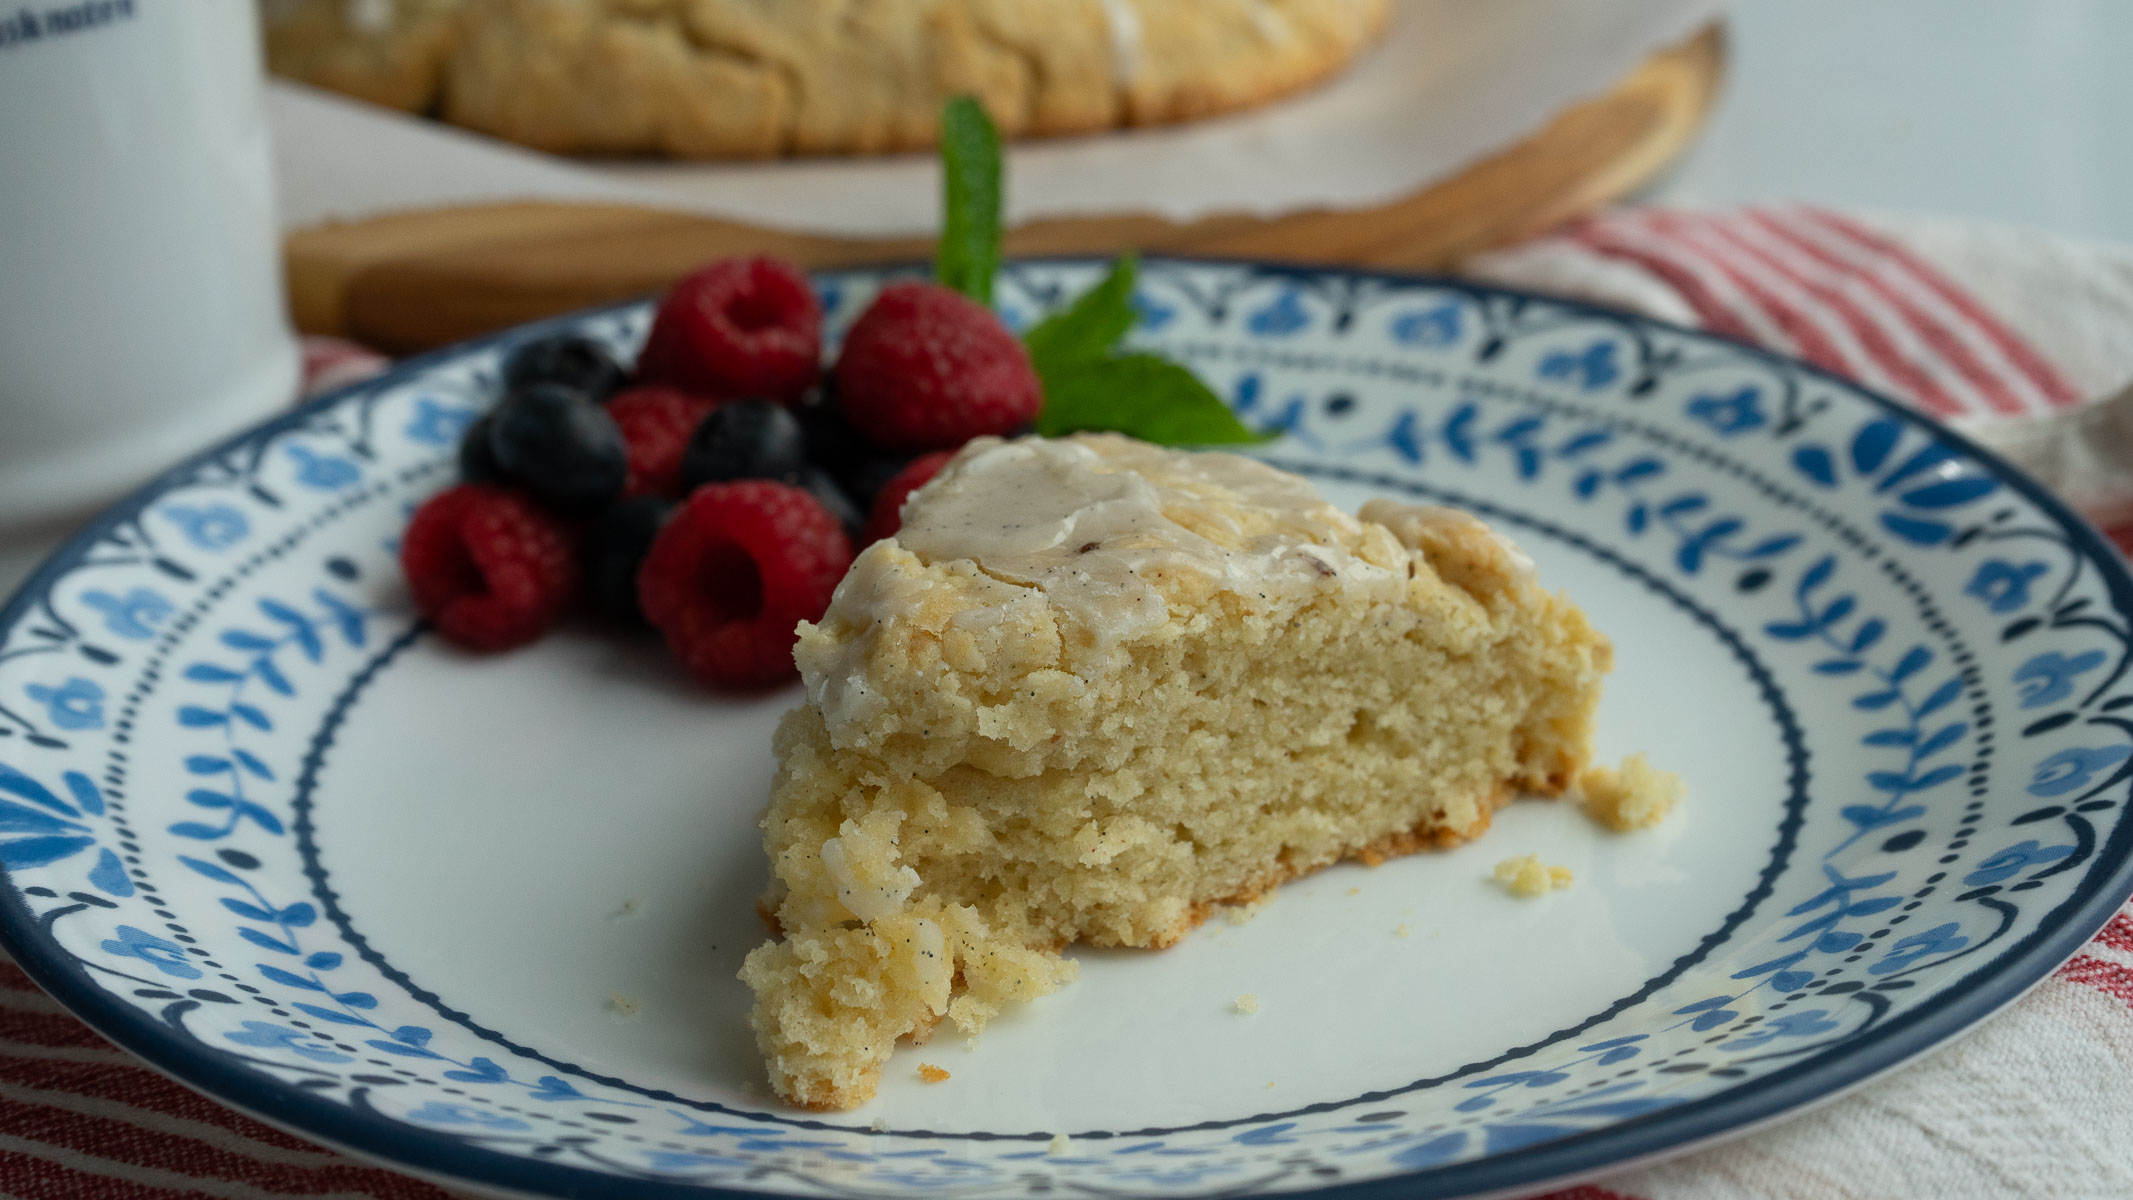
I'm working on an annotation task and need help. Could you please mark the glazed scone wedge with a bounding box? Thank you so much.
[740,434,1612,1109]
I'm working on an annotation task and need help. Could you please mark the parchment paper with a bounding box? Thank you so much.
[270,0,1726,236]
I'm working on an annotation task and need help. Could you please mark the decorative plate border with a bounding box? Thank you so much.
[0,258,2124,1200]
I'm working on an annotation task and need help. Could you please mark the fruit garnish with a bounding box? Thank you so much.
[637,257,822,402]
[500,333,629,403]
[608,386,722,499]
[680,400,811,491]
[834,282,1042,450]
[407,96,1262,676]
[583,495,674,626]
[457,412,504,486]
[400,485,579,651]
[637,481,854,688]
[484,383,629,516]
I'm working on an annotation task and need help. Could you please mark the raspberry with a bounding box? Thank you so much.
[834,282,1041,450]
[637,257,822,402]
[608,386,720,498]
[638,481,854,687]
[862,450,954,543]
[400,485,578,652]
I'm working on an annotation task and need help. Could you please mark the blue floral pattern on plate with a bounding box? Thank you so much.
[0,259,2130,1200]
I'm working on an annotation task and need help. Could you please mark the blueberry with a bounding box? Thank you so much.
[795,386,870,477]
[501,334,627,402]
[458,412,504,484]
[679,400,809,490]
[583,496,672,626]
[487,383,629,515]
[799,468,863,542]
[838,453,915,508]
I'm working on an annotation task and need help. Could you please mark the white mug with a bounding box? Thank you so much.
[0,0,298,529]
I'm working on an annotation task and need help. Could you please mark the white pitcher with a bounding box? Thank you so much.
[0,0,298,534]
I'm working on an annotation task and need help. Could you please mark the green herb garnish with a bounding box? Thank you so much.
[1023,252,1143,370]
[933,97,1268,447]
[935,96,1004,306]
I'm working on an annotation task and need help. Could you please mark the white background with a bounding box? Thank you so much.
[1648,0,2133,243]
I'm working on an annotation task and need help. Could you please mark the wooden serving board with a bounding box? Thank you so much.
[286,26,1724,356]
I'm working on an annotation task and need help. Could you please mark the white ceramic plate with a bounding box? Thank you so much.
[2,259,2130,1200]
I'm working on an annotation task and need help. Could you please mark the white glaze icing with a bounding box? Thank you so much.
[343,0,394,35]
[1097,0,1143,86]
[890,434,1404,642]
[802,435,1540,736]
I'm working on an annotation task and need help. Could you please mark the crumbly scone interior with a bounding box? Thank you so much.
[739,435,1611,1110]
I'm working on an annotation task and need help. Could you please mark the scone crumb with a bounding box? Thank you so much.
[1223,898,1268,926]
[1494,854,1573,897]
[1394,923,1409,938]
[1234,994,1259,1015]
[1579,753,1683,831]
[918,1063,951,1084]
[871,1117,889,1133]
[1347,887,1361,895]
[605,991,640,1018]
[1048,1133,1072,1156]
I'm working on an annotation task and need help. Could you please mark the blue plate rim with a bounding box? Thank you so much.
[0,254,2128,1200]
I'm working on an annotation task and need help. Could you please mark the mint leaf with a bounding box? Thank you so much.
[1025,254,1139,372]
[1036,354,1269,446]
[935,96,1002,305]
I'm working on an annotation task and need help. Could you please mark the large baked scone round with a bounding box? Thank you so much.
[262,0,1393,158]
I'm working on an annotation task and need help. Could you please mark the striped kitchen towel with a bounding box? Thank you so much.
[1,205,2130,1198]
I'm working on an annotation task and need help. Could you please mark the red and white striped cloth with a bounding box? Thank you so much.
[1553,208,2084,419]
[4,205,2132,1198]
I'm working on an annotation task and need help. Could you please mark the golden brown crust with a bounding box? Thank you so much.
[262,0,463,113]
[1169,782,1510,943]
[264,0,1393,158]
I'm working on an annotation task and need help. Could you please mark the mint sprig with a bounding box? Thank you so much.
[1023,252,1142,369]
[1026,256,1267,445]
[932,95,1268,448]
[936,96,1003,306]
[1038,353,1270,445]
